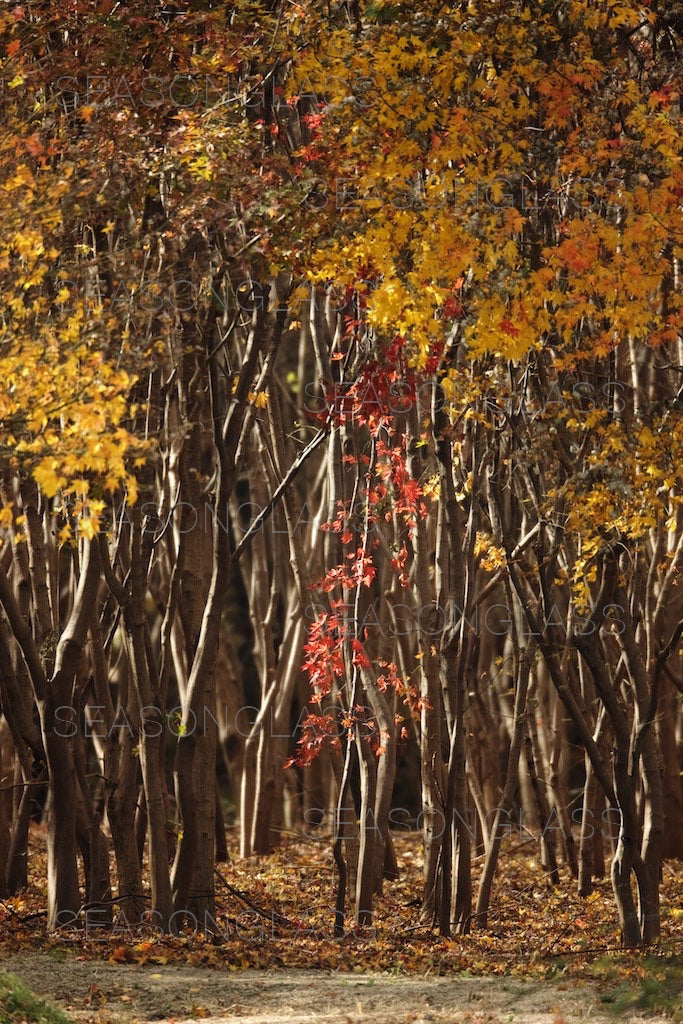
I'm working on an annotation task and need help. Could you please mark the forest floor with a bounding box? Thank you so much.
[1,953,681,1024]
[1,830,681,1023]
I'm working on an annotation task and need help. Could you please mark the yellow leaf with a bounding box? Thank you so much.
[78,516,98,540]
[34,460,63,498]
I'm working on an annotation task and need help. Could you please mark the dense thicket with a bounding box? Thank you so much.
[0,0,681,948]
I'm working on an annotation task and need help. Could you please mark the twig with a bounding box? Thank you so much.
[0,899,47,922]
[0,778,45,793]
[214,868,294,929]
[77,894,150,915]
[542,944,636,958]
[232,427,328,562]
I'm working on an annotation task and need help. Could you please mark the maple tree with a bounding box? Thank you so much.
[0,0,681,964]
[278,0,682,946]
[0,0,297,930]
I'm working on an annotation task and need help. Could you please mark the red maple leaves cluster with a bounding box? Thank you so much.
[291,342,432,769]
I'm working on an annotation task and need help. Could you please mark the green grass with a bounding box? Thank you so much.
[0,974,71,1024]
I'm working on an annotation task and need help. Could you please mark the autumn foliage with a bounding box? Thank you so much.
[0,0,681,967]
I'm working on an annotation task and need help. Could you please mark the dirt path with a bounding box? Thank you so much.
[1,952,669,1024]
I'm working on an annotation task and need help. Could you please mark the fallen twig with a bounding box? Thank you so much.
[214,867,295,930]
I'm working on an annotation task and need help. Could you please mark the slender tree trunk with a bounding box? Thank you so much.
[525,717,560,886]
[578,708,607,896]
[42,540,101,931]
[658,675,683,859]
[547,690,579,877]
[88,596,145,923]
[439,635,472,936]
[74,723,112,926]
[123,516,173,930]
[4,757,37,895]
[354,720,376,927]
[188,681,217,927]
[361,666,397,896]
[42,724,81,930]
[475,665,530,929]
[0,740,11,898]
[106,686,145,924]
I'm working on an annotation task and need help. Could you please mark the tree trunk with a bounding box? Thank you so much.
[658,675,683,859]
[354,718,377,928]
[123,517,173,930]
[475,666,530,929]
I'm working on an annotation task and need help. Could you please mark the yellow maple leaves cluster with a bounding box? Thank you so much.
[285,0,680,371]
[1,0,680,560]
[0,157,145,538]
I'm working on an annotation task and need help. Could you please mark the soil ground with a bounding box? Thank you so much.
[1,952,676,1024]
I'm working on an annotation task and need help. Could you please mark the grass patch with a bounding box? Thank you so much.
[0,973,71,1024]
[599,956,683,1021]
